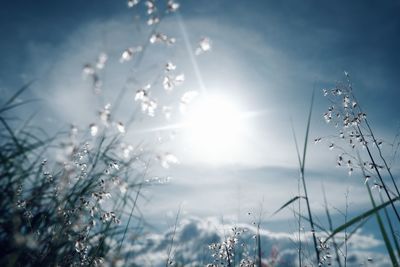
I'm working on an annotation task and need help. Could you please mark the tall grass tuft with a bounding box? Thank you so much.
[0,86,150,266]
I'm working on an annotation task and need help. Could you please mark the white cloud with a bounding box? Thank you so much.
[115,216,389,267]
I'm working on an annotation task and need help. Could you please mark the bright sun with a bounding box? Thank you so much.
[182,94,245,162]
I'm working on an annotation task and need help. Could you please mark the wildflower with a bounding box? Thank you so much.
[150,32,175,45]
[141,98,157,116]
[82,64,95,76]
[167,0,180,12]
[347,159,352,167]
[333,88,342,95]
[165,61,176,71]
[121,143,134,159]
[89,123,98,136]
[147,16,160,25]
[145,0,156,14]
[371,182,383,192]
[101,211,118,223]
[323,112,331,123]
[120,46,142,63]
[75,240,86,253]
[135,84,150,101]
[110,161,120,170]
[163,73,184,91]
[116,121,126,133]
[158,152,179,168]
[16,200,26,209]
[135,84,157,113]
[127,0,139,7]
[348,167,353,176]
[343,95,350,108]
[118,181,128,193]
[92,191,112,203]
[96,52,108,69]
[337,155,343,166]
[93,257,105,266]
[179,90,199,113]
[195,37,212,55]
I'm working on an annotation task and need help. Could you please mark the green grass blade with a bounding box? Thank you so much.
[366,184,399,266]
[380,193,400,259]
[322,186,342,267]
[273,196,305,216]
[301,89,314,172]
[0,99,41,114]
[0,116,23,152]
[290,119,302,168]
[3,80,34,107]
[325,195,400,242]
[337,217,370,248]
[298,89,320,263]
[357,151,399,265]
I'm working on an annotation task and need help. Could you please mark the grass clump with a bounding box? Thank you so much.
[0,87,149,266]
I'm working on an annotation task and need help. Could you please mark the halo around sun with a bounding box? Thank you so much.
[181,93,246,162]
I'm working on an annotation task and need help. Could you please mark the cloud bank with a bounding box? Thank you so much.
[118,217,389,267]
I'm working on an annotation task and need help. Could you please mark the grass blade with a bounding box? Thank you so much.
[325,195,400,242]
[380,193,400,259]
[3,80,34,107]
[366,184,399,266]
[273,196,305,216]
[298,89,320,263]
[0,99,41,114]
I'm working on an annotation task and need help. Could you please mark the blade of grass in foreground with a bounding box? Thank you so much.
[323,155,399,267]
[273,196,305,216]
[356,125,400,222]
[322,186,342,267]
[324,195,400,242]
[3,81,34,107]
[359,151,398,266]
[290,119,303,267]
[292,90,320,264]
[380,193,400,259]
[118,160,149,254]
[365,183,399,266]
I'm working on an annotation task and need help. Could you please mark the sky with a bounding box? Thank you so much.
[1,0,400,263]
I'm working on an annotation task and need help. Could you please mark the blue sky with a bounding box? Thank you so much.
[1,0,400,262]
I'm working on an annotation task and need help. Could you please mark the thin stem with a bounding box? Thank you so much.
[357,125,400,222]
[165,205,181,267]
[322,185,342,267]
[350,90,400,198]
[291,91,320,264]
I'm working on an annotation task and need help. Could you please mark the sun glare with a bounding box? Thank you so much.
[182,94,245,162]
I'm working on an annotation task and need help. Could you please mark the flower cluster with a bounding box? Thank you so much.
[208,226,245,266]
[317,73,390,188]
